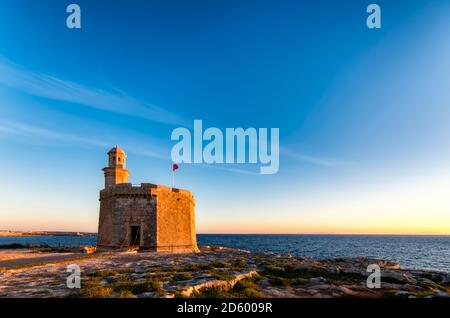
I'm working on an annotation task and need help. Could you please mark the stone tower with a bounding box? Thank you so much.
[103,145,129,188]
[97,146,199,253]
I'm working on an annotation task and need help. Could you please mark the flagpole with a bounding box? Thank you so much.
[172,163,178,190]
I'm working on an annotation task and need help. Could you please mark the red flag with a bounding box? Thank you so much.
[172,163,179,171]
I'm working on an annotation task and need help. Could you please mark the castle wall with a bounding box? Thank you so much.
[97,193,113,247]
[97,183,198,252]
[150,186,198,253]
[98,184,156,248]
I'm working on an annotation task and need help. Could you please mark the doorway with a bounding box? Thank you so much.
[130,226,141,247]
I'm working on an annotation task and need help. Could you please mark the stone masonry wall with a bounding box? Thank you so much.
[98,183,198,252]
[98,184,156,248]
[151,185,199,253]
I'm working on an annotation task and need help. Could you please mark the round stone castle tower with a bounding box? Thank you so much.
[97,146,199,253]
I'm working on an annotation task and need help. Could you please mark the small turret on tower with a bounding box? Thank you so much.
[103,145,129,188]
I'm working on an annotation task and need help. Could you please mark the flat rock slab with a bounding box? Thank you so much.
[0,252,79,268]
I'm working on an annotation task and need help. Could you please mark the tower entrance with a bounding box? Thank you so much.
[130,226,141,247]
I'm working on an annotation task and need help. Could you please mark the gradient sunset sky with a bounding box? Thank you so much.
[1,0,450,234]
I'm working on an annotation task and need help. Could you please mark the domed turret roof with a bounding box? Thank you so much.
[108,145,126,155]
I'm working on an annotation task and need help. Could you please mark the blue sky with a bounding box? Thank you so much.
[1,0,450,234]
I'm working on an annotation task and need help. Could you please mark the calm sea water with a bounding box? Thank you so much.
[1,234,449,272]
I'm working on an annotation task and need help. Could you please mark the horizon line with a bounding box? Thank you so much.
[1,230,449,236]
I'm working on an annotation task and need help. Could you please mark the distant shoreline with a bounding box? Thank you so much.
[1,234,448,272]
[1,231,449,237]
[0,231,96,237]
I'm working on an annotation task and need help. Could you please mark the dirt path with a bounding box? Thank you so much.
[0,253,88,269]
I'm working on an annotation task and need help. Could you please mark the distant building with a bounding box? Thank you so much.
[97,146,198,252]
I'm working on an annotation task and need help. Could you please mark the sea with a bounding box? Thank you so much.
[1,234,449,273]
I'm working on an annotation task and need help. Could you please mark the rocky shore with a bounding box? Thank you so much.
[0,246,449,298]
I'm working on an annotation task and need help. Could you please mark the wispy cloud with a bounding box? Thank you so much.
[4,121,176,160]
[0,120,170,161]
[125,147,168,161]
[0,58,188,126]
[0,120,264,175]
[196,163,262,176]
[0,125,15,134]
[281,147,353,167]
[0,120,109,148]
